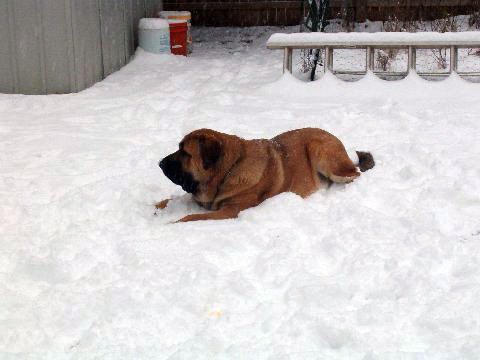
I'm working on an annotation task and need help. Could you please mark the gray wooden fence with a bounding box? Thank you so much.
[0,0,163,95]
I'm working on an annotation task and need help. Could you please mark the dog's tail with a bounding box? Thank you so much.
[355,151,375,172]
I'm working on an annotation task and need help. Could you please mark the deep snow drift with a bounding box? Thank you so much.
[1,26,480,359]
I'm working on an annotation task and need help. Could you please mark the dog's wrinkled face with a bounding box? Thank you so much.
[159,131,222,194]
[159,151,199,194]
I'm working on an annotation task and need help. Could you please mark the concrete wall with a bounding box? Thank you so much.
[0,0,163,95]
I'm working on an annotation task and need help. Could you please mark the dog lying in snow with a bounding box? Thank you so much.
[156,128,374,222]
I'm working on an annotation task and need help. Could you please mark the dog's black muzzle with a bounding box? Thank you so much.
[159,155,199,194]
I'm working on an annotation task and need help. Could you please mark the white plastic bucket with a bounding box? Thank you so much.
[138,18,170,54]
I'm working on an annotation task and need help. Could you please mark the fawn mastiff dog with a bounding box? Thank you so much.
[157,128,374,222]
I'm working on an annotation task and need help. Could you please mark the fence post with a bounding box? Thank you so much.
[450,46,457,73]
[283,47,292,74]
[288,48,293,73]
[328,47,333,71]
[408,46,416,73]
[366,46,374,72]
[324,46,332,73]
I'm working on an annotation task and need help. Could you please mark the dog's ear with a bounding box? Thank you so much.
[198,135,222,170]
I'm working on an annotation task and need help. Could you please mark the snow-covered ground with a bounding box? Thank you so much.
[1,25,480,359]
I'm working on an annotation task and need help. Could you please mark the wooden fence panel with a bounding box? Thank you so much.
[100,0,127,77]
[41,0,74,93]
[165,0,479,26]
[125,0,134,58]
[11,0,45,94]
[0,0,163,94]
[0,0,15,93]
[132,0,146,49]
[71,0,103,92]
[145,0,162,17]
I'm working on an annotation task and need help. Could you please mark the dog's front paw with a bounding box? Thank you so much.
[154,199,171,216]
[155,199,170,210]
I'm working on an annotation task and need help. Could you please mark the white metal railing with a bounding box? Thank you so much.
[266,32,480,78]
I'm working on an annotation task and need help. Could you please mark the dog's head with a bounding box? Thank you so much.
[159,129,224,195]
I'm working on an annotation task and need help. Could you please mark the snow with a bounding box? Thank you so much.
[159,10,192,19]
[1,25,480,359]
[268,31,480,47]
[139,18,170,30]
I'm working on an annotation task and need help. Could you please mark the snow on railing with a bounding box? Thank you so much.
[266,32,480,79]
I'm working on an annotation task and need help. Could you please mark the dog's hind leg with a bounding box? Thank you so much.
[307,141,360,184]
